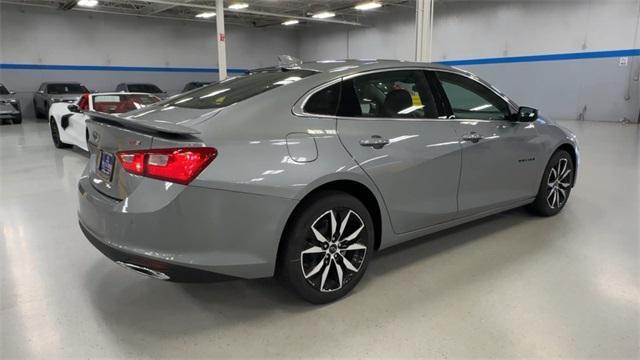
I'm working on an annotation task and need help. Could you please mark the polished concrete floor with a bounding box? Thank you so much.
[1,119,638,359]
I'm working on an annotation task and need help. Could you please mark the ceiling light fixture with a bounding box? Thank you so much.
[195,11,216,18]
[77,0,98,7]
[354,2,382,10]
[228,3,249,10]
[282,19,299,26]
[312,11,336,19]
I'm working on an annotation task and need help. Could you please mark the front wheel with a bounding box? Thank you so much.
[50,117,71,149]
[528,150,574,216]
[279,191,374,304]
[12,115,22,124]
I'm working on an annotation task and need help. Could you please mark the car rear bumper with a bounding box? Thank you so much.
[77,166,297,280]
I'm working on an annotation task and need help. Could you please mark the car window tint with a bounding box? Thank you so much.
[304,82,340,116]
[436,72,510,120]
[0,85,9,95]
[47,83,86,94]
[128,84,163,93]
[338,70,438,119]
[169,70,317,109]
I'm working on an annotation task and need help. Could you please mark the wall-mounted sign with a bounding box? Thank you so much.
[619,57,629,67]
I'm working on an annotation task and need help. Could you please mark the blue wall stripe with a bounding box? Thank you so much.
[0,49,638,72]
[0,63,247,73]
[439,49,640,66]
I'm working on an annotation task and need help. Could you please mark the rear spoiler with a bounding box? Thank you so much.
[86,111,200,136]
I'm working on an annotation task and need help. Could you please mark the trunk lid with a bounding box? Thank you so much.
[85,111,208,200]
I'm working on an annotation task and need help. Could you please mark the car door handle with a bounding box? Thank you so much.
[359,136,389,149]
[462,133,483,143]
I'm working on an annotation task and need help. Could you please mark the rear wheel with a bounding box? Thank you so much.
[279,191,374,304]
[528,150,574,216]
[50,117,71,148]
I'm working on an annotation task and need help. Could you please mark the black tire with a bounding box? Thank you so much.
[12,115,22,124]
[528,150,574,216]
[278,191,375,304]
[50,117,71,148]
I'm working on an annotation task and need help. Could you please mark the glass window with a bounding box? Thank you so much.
[303,82,340,116]
[47,83,88,94]
[127,84,163,93]
[436,72,510,120]
[168,70,317,110]
[338,70,439,119]
[92,94,160,114]
[0,85,9,95]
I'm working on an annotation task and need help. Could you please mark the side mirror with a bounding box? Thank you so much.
[38,90,44,94]
[9,91,15,95]
[68,104,81,113]
[516,106,538,122]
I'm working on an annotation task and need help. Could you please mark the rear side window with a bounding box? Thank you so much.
[436,72,510,120]
[303,82,340,116]
[337,70,439,119]
[169,70,317,109]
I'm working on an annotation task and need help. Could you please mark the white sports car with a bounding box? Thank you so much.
[49,92,161,150]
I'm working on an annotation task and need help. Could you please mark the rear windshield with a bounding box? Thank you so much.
[0,85,9,95]
[168,70,317,109]
[47,83,87,94]
[127,84,163,93]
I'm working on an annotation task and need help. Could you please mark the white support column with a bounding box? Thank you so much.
[415,0,434,63]
[215,0,227,80]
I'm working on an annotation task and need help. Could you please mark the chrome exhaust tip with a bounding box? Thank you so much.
[115,261,170,280]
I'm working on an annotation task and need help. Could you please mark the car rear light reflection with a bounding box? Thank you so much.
[116,147,217,185]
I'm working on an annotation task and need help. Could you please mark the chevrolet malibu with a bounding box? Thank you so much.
[78,60,579,303]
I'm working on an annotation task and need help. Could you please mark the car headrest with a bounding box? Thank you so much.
[383,89,412,117]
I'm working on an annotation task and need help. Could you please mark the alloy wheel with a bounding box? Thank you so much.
[300,208,367,292]
[546,157,572,209]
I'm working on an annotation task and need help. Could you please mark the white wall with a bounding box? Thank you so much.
[296,0,640,122]
[0,5,297,69]
[297,7,416,61]
[0,4,298,116]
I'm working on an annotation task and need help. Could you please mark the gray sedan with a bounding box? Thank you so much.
[78,60,579,303]
[0,83,21,124]
[33,82,90,119]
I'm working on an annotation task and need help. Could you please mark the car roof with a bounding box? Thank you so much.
[42,82,82,85]
[92,92,158,96]
[295,59,461,74]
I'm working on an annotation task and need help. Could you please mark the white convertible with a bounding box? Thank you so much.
[49,92,161,150]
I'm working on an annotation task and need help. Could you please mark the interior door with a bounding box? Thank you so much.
[435,71,543,216]
[336,70,461,234]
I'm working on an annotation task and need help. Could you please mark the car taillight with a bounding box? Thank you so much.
[116,147,217,185]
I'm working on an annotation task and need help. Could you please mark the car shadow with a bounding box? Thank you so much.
[85,206,547,340]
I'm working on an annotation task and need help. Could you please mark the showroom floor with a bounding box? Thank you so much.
[1,119,638,359]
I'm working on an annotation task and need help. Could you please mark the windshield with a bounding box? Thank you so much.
[0,85,9,95]
[47,83,88,94]
[168,70,316,109]
[127,84,163,93]
[92,94,161,114]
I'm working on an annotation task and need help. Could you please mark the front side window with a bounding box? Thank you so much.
[0,85,9,95]
[337,70,439,119]
[436,72,510,121]
[168,70,317,109]
[47,83,88,94]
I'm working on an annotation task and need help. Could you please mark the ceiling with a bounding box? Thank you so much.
[0,0,416,27]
